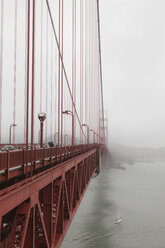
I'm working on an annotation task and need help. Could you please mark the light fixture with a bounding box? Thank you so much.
[9,124,17,145]
[38,112,46,148]
[38,112,46,122]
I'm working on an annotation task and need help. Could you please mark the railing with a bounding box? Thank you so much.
[0,144,103,185]
[0,148,99,248]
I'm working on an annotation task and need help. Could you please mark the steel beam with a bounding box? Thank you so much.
[0,148,99,248]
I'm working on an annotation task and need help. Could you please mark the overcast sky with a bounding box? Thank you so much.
[2,0,165,147]
[100,0,165,147]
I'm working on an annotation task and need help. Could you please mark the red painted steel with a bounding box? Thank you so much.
[26,0,31,179]
[0,148,100,248]
[0,0,4,144]
[0,144,102,184]
[0,0,106,247]
[13,0,17,145]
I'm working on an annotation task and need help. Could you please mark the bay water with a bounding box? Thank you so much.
[61,161,165,248]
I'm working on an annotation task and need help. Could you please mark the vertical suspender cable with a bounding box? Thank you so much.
[85,0,89,141]
[91,1,93,135]
[80,0,82,143]
[61,0,64,150]
[0,0,4,144]
[31,0,36,176]
[72,0,76,146]
[92,0,94,133]
[80,0,84,144]
[54,41,57,144]
[24,0,28,144]
[93,1,94,131]
[88,0,90,134]
[24,0,28,143]
[13,0,18,144]
[74,0,76,145]
[85,0,87,141]
[90,1,92,134]
[51,33,53,140]
[82,0,84,144]
[92,0,94,134]
[26,0,30,177]
[58,0,61,149]
[72,0,74,146]
[46,10,48,144]
[40,0,43,112]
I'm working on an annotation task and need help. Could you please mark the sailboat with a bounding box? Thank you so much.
[114,209,122,224]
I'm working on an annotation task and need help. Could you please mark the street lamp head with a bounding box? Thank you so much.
[62,110,68,114]
[38,112,46,122]
[9,124,17,145]
[82,123,88,128]
[62,110,73,116]
[10,123,17,128]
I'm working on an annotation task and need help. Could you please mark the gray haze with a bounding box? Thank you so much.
[100,0,165,147]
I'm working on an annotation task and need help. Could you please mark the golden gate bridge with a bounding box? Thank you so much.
[0,0,106,247]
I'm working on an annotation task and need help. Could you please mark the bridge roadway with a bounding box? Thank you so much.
[0,144,103,248]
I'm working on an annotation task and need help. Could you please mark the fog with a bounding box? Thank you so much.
[1,0,164,148]
[0,0,101,144]
[100,0,165,148]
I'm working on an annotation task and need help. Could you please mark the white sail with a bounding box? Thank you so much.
[114,209,122,224]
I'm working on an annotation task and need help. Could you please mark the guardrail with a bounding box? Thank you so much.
[0,148,98,248]
[0,144,103,185]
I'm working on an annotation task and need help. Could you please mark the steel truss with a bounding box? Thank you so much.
[0,148,99,248]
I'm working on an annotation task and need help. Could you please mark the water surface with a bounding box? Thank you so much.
[61,161,165,248]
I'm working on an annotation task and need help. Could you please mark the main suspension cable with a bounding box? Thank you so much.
[96,0,105,141]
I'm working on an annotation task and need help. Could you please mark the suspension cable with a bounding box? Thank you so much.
[61,0,64,149]
[25,0,30,177]
[30,0,36,176]
[96,0,105,141]
[51,32,53,140]
[45,9,48,143]
[24,0,28,143]
[58,0,61,147]
[40,0,43,112]
[45,0,87,142]
[0,0,4,143]
[13,0,18,144]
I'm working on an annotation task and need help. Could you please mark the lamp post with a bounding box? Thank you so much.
[97,134,99,143]
[76,137,79,145]
[54,132,58,146]
[64,134,68,146]
[38,112,46,148]
[62,110,74,146]
[82,124,89,144]
[90,129,96,143]
[9,124,17,145]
